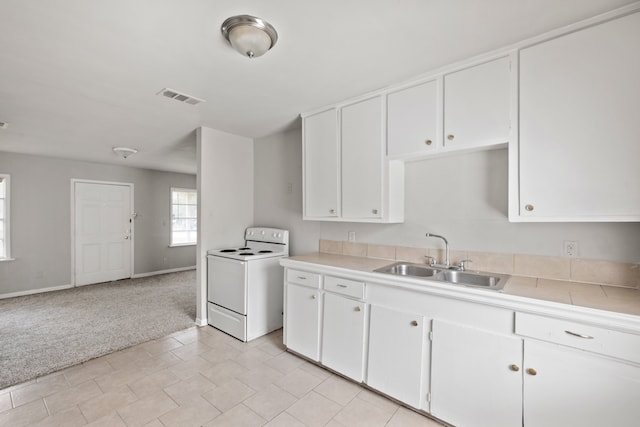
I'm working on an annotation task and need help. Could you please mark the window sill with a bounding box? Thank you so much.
[169,243,196,248]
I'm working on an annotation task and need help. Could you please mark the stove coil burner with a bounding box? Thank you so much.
[239,252,255,256]
[220,249,237,253]
[258,250,273,253]
[239,247,251,250]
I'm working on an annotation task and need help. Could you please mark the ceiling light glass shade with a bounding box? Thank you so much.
[113,147,138,159]
[221,15,278,58]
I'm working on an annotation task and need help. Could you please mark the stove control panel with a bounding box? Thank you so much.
[245,227,289,245]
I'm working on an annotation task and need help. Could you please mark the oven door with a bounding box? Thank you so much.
[207,255,247,315]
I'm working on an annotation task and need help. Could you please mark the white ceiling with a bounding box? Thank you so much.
[0,0,634,174]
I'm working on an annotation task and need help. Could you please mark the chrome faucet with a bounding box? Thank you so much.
[425,233,449,268]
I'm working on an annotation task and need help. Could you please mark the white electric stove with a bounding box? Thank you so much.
[206,227,289,342]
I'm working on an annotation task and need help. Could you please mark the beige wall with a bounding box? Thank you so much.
[254,128,640,264]
[0,151,196,296]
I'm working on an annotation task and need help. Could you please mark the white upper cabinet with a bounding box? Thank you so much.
[341,96,384,219]
[302,96,404,223]
[515,11,640,221]
[443,56,511,151]
[387,80,439,157]
[303,109,340,219]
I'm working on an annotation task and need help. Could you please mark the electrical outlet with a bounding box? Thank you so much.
[348,231,356,242]
[564,241,578,258]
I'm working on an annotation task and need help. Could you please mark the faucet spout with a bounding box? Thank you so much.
[426,233,449,267]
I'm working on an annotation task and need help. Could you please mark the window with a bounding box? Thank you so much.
[171,188,197,246]
[0,174,9,259]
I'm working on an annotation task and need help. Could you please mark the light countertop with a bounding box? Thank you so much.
[284,253,640,317]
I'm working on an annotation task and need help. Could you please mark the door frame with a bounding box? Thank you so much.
[70,179,135,287]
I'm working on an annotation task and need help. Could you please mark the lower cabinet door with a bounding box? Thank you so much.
[321,292,366,381]
[367,305,427,409]
[285,283,320,361]
[523,340,640,427]
[430,319,523,427]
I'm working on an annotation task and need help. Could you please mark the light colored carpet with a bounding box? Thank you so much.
[0,270,196,389]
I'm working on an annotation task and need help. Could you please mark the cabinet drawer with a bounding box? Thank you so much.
[287,269,321,288]
[515,312,640,364]
[324,276,365,299]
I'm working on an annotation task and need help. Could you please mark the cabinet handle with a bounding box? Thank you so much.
[372,209,379,215]
[337,284,348,288]
[447,134,455,141]
[527,368,537,376]
[411,320,418,326]
[330,209,336,214]
[524,204,534,212]
[425,139,432,146]
[311,295,316,300]
[297,276,307,280]
[354,306,361,312]
[509,364,520,372]
[565,330,594,339]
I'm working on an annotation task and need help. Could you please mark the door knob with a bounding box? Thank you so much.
[510,364,520,372]
[411,320,418,326]
[527,368,537,376]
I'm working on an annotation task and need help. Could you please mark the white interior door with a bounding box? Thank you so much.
[74,181,132,286]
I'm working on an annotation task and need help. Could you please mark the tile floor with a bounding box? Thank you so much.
[0,326,444,427]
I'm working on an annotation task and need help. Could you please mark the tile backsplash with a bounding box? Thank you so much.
[319,240,640,289]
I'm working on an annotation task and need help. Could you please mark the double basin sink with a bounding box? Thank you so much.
[374,262,509,291]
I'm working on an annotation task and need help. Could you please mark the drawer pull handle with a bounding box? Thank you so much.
[565,330,594,339]
[337,284,348,288]
[355,306,361,312]
[411,320,419,327]
[510,364,520,372]
[311,295,316,300]
[527,368,537,376]
[297,276,307,280]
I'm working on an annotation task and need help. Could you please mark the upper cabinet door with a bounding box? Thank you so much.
[443,56,511,150]
[341,96,384,219]
[517,11,640,221]
[303,109,340,218]
[387,80,439,157]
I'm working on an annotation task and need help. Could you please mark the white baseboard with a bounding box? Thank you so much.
[131,265,196,279]
[195,318,208,327]
[0,284,73,300]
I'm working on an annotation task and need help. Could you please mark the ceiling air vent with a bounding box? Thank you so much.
[157,88,205,105]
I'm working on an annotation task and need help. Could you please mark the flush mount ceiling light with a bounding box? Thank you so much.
[221,15,278,58]
[113,147,138,159]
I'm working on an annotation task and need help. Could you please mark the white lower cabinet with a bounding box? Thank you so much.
[285,283,321,361]
[321,292,366,381]
[430,319,523,427]
[282,265,640,427]
[523,340,640,427]
[367,305,428,409]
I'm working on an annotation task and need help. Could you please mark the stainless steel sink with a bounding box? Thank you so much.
[374,262,509,291]
[440,270,506,290]
[375,262,441,277]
